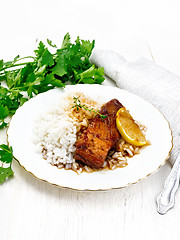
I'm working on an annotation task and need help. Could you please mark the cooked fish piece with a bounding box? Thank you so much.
[74,99,123,168]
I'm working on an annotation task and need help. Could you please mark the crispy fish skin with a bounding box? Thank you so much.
[74,99,123,168]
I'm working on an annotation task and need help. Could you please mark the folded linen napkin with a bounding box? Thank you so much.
[91,50,180,166]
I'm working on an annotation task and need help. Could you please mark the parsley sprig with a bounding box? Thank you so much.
[0,144,14,183]
[0,33,105,184]
[72,96,107,119]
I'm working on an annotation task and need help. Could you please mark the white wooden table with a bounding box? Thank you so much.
[1,1,180,239]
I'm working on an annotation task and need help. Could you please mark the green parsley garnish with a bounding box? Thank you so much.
[72,96,107,119]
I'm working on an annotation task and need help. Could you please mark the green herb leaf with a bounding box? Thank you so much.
[44,73,65,87]
[52,62,67,77]
[0,103,9,120]
[47,39,57,48]
[27,86,33,98]
[34,41,46,59]
[61,32,71,49]
[94,67,105,84]
[19,97,28,106]
[0,144,13,163]
[34,65,46,76]
[80,39,95,57]
[0,166,14,184]
[41,49,54,67]
[0,59,3,70]
[77,65,105,84]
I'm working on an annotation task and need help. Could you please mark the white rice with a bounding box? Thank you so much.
[35,114,77,165]
[33,91,102,168]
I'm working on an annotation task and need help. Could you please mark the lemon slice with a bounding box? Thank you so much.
[116,107,147,146]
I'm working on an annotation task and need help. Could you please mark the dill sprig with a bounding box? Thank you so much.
[72,96,107,119]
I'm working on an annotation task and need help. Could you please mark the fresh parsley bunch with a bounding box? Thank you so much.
[0,33,105,184]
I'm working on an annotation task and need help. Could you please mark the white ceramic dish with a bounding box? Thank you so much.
[7,84,172,191]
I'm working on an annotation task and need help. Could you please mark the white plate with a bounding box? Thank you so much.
[7,84,172,191]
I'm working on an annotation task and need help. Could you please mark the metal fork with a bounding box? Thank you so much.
[157,154,180,214]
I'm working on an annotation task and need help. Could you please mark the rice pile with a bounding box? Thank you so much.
[34,91,146,174]
[34,92,102,172]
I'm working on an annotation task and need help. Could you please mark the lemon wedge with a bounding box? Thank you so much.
[116,107,147,146]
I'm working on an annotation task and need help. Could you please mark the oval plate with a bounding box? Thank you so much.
[7,84,172,191]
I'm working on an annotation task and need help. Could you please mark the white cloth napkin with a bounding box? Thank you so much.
[91,50,180,166]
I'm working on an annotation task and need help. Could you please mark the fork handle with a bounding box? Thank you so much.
[156,155,180,214]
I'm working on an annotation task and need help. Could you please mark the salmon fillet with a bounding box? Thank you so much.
[74,99,123,168]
